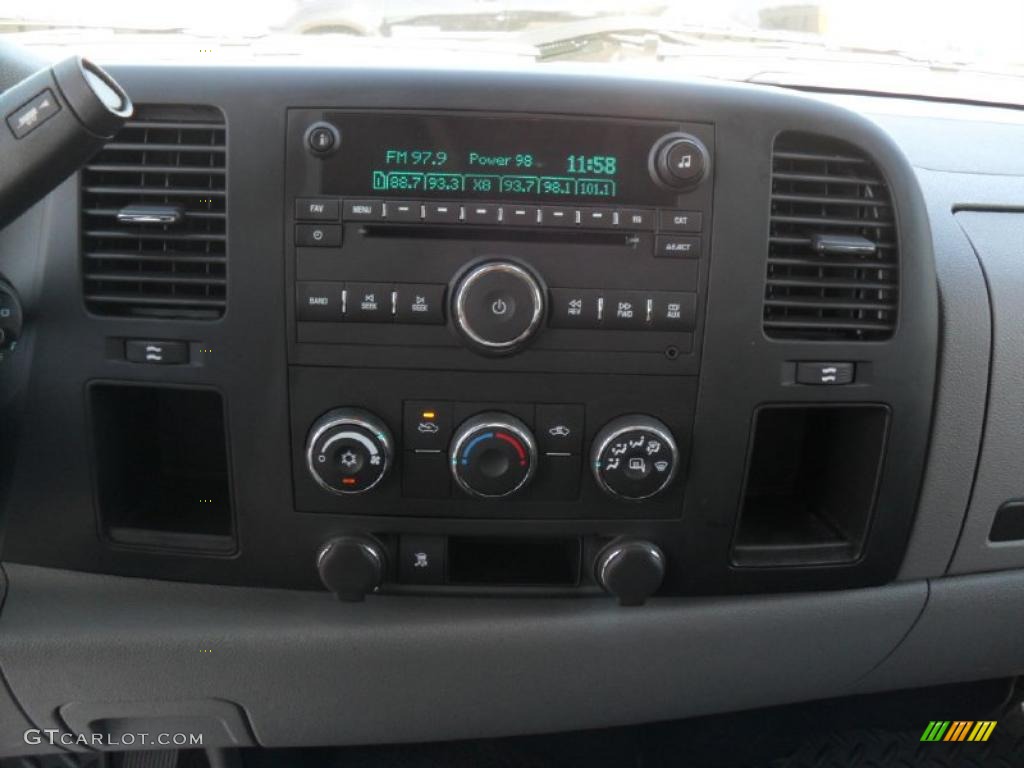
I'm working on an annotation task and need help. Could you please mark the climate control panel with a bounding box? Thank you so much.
[298,390,687,512]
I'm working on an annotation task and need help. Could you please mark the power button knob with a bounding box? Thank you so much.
[452,261,545,355]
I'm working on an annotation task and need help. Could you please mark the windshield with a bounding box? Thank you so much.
[3,0,1024,105]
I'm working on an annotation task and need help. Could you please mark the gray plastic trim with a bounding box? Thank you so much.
[891,167,991,580]
[0,563,924,750]
[949,211,1024,574]
[855,568,1024,693]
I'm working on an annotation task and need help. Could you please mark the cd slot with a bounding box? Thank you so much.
[358,223,636,246]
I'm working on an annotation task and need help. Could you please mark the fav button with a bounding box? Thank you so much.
[395,283,445,324]
[295,198,339,221]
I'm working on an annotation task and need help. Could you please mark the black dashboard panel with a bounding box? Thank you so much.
[0,66,937,599]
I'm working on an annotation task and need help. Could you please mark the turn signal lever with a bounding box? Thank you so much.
[0,56,132,229]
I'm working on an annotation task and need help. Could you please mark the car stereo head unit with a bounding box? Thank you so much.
[285,108,715,377]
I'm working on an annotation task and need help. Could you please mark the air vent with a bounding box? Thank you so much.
[81,105,226,319]
[764,132,898,341]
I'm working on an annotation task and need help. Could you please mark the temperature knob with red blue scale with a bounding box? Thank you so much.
[450,413,537,499]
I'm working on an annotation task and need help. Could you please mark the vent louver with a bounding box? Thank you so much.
[81,105,226,319]
[764,132,898,341]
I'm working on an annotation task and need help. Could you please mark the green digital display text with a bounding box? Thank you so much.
[375,147,620,198]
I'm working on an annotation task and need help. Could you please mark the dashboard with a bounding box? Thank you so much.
[0,62,1022,754]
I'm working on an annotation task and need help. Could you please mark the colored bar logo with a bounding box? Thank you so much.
[920,720,997,742]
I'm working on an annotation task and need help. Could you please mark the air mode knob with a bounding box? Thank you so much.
[650,132,709,190]
[452,261,545,355]
[305,408,394,495]
[450,412,537,498]
[591,415,679,501]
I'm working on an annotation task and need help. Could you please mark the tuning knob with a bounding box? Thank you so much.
[591,415,679,501]
[595,539,666,606]
[452,261,545,355]
[450,412,537,498]
[317,534,386,602]
[306,408,394,495]
[649,132,709,190]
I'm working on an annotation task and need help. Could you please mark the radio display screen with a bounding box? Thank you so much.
[322,112,682,205]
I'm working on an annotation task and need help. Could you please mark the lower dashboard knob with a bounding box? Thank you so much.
[591,415,679,501]
[452,261,545,355]
[306,408,394,495]
[595,539,666,606]
[450,412,537,498]
[317,534,386,602]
